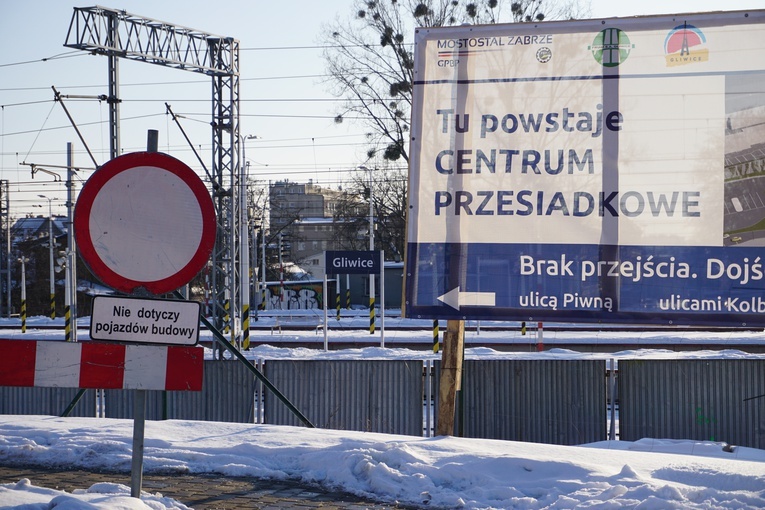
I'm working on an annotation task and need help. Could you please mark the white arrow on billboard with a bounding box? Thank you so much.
[437,287,496,310]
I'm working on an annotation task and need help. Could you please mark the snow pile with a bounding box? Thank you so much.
[1,416,764,509]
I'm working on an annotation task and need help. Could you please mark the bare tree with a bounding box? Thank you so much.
[322,0,591,164]
[332,167,408,260]
[323,1,590,261]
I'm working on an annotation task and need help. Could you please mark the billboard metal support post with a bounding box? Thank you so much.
[436,319,464,436]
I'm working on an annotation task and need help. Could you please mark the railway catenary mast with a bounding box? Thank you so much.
[64,6,245,342]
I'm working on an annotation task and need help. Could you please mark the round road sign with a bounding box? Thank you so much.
[74,152,216,295]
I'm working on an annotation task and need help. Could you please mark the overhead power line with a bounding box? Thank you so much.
[242,42,411,51]
[0,113,166,138]
[0,40,409,70]
[0,100,53,108]
[0,51,85,68]
[0,74,331,93]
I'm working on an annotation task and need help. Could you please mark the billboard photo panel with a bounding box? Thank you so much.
[405,10,765,326]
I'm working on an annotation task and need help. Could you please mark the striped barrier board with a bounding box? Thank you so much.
[0,340,203,391]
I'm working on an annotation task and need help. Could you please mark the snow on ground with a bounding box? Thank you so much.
[1,314,765,508]
[1,417,765,509]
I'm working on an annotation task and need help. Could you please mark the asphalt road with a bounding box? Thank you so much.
[0,464,427,509]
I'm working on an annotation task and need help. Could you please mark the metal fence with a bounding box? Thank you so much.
[435,360,606,445]
[619,359,765,449]
[3,358,764,448]
[264,360,424,435]
[0,386,96,417]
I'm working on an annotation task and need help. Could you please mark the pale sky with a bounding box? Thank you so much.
[590,0,763,18]
[0,0,762,217]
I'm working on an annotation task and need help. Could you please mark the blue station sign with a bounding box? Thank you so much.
[325,250,381,274]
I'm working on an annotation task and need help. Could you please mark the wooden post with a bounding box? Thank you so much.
[436,319,464,436]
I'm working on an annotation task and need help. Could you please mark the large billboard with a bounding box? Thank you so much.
[405,10,765,326]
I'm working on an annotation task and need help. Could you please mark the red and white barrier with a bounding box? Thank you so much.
[0,340,203,391]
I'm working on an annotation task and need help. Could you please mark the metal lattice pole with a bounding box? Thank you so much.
[0,180,9,318]
[64,7,243,346]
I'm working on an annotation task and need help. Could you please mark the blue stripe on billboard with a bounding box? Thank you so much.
[405,242,765,326]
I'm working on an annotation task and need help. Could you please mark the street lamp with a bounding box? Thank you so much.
[240,134,261,349]
[358,165,375,335]
[27,144,79,340]
[38,195,57,319]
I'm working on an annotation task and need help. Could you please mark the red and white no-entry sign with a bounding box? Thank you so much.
[74,152,216,295]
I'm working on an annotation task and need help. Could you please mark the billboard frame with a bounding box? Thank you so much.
[404,10,765,327]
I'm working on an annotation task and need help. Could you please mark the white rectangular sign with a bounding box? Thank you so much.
[405,11,765,326]
[406,15,765,248]
[90,296,201,345]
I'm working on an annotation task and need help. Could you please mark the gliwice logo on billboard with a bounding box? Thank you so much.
[665,24,708,67]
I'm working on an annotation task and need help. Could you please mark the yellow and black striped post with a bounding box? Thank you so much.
[432,319,439,353]
[20,298,26,334]
[65,305,72,342]
[50,293,55,320]
[521,321,527,335]
[19,257,27,334]
[346,276,351,309]
[369,296,375,334]
[223,299,230,334]
[336,290,341,321]
[242,304,250,350]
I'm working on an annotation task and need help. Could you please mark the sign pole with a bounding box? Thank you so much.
[436,319,464,436]
[380,250,385,348]
[130,129,158,499]
[336,274,341,321]
[323,271,329,351]
[368,167,375,335]
[130,389,146,498]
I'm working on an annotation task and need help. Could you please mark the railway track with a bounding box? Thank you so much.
[1,323,760,332]
[5,322,763,353]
